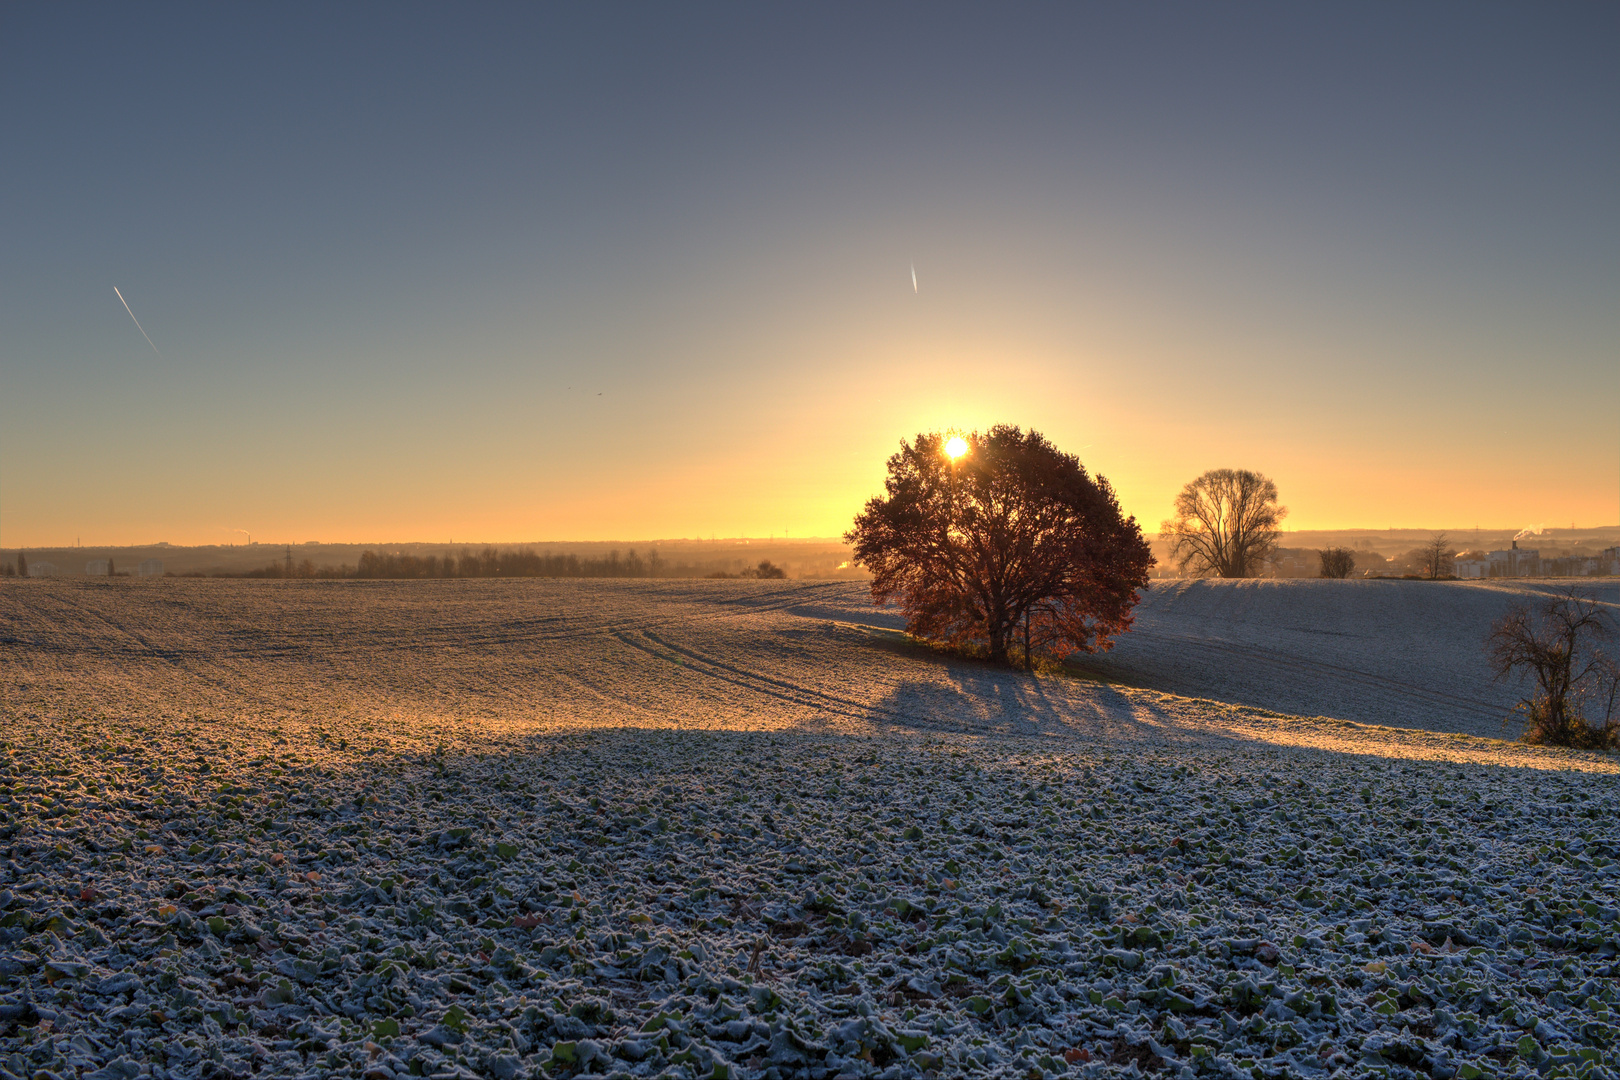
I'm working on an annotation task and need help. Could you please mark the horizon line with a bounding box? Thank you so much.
[6,525,1620,552]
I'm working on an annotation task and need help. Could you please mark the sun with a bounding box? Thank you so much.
[944,435,970,460]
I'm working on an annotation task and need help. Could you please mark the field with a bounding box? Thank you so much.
[2,579,1618,1080]
[1079,578,1620,739]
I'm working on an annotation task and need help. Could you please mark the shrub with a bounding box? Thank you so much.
[1488,590,1619,749]
[1318,548,1356,578]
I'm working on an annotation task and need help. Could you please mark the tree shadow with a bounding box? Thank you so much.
[846,647,1245,752]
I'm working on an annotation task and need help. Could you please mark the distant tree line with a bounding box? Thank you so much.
[1310,533,1457,580]
[355,547,670,579]
[1158,470,1472,581]
[2,548,817,580]
[706,560,787,579]
[208,547,804,580]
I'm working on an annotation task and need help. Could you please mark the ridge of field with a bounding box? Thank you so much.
[4,578,1613,743]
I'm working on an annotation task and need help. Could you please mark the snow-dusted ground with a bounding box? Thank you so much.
[1089,579,1620,739]
[2,579,1617,1080]
[802,577,1620,740]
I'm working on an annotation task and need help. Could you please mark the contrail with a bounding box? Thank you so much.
[911,261,917,294]
[113,286,160,356]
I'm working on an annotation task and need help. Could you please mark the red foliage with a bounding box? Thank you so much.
[845,426,1153,664]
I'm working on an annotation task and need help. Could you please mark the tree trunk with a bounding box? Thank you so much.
[987,627,1008,665]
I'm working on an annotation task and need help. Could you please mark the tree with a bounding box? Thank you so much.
[16,552,26,578]
[1420,532,1455,580]
[846,426,1153,666]
[1160,469,1286,578]
[1318,548,1356,578]
[1488,590,1619,749]
[754,560,787,579]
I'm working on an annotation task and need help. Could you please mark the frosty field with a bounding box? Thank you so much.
[2,579,1618,1080]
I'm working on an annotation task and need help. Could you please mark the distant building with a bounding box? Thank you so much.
[1542,555,1600,577]
[1267,551,1315,578]
[1486,543,1541,578]
[1603,547,1620,576]
[27,562,58,578]
[138,559,165,577]
[1454,558,1488,579]
[85,559,110,575]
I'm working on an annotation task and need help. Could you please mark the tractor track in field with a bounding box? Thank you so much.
[608,627,941,731]
[0,580,852,662]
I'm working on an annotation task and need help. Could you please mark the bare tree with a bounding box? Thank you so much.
[1318,548,1356,578]
[1488,590,1619,748]
[1160,469,1286,578]
[1420,532,1455,580]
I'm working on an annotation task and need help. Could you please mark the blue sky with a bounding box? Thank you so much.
[3,4,1616,545]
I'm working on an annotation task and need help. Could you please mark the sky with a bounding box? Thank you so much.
[3,4,1617,547]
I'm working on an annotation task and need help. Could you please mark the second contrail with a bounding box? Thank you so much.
[114,286,161,356]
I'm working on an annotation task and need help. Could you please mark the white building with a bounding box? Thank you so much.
[138,559,164,577]
[85,559,110,576]
[1486,544,1541,578]
[27,562,58,578]
[1454,558,1488,579]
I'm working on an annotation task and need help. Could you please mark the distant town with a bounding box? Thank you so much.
[1256,530,1620,580]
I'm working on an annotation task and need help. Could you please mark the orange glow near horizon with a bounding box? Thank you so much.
[5,333,1620,549]
[8,269,1617,549]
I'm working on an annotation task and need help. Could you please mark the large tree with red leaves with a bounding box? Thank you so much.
[846,426,1154,666]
